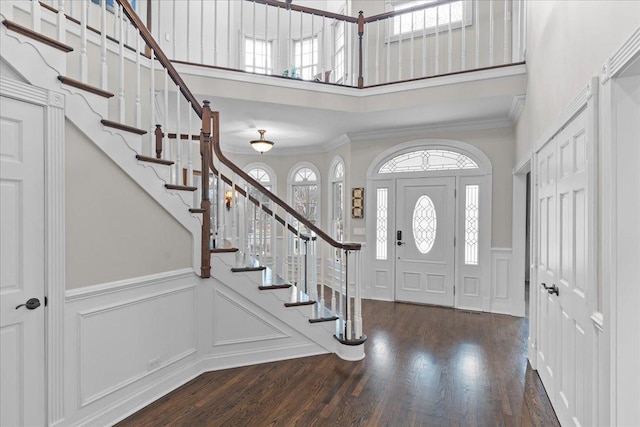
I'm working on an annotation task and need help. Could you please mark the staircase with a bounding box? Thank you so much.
[1,0,365,365]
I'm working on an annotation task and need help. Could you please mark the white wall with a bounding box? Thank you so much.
[515,0,640,161]
[65,121,193,289]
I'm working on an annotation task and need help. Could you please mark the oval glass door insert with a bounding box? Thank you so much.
[413,195,437,254]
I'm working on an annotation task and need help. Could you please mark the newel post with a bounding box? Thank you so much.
[154,124,163,159]
[200,101,212,278]
[357,11,365,89]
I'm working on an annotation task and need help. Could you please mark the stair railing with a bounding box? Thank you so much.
[14,0,364,343]
[119,0,365,343]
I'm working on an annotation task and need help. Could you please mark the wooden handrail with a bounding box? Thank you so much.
[115,0,361,252]
[206,105,361,251]
[251,0,357,23]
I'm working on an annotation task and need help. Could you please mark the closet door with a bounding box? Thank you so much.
[536,109,593,427]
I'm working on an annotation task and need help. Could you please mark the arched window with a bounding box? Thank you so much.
[288,162,321,233]
[244,163,276,255]
[378,149,478,173]
[329,157,345,241]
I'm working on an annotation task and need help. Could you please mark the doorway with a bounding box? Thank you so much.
[367,140,492,311]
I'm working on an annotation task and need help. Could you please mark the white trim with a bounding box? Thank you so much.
[511,157,530,320]
[65,269,196,302]
[508,94,526,124]
[1,75,67,426]
[601,27,640,84]
[349,117,514,142]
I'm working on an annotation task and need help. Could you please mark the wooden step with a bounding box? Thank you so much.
[57,76,114,98]
[258,284,292,290]
[210,247,238,253]
[2,20,73,52]
[165,184,197,191]
[284,300,317,307]
[309,316,339,324]
[334,334,367,346]
[231,266,266,273]
[189,208,206,213]
[101,119,147,135]
[136,155,174,166]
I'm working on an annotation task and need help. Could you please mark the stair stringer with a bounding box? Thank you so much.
[1,22,203,273]
[211,254,366,361]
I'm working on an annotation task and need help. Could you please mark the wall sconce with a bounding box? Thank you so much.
[224,190,233,210]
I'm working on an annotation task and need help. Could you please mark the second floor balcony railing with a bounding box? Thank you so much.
[49,0,526,88]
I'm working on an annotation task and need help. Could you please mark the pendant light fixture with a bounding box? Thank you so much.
[249,129,274,154]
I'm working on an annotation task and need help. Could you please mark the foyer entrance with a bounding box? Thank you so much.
[367,141,492,311]
[395,177,455,306]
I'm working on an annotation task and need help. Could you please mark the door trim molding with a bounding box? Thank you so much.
[0,76,67,425]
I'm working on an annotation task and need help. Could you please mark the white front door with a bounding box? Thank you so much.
[536,108,593,426]
[0,95,46,426]
[395,177,455,306]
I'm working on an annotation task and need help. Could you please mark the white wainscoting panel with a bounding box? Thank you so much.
[491,248,514,315]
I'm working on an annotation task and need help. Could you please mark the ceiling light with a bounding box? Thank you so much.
[249,129,274,154]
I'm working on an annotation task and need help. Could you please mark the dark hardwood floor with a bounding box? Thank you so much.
[117,300,559,427]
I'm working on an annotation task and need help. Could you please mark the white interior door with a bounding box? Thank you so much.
[536,108,593,426]
[0,95,46,426]
[395,177,455,306]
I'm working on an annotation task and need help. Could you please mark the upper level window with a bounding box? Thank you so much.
[245,37,272,74]
[289,164,320,232]
[330,158,345,241]
[391,0,464,36]
[378,149,478,173]
[293,36,318,80]
[91,0,137,13]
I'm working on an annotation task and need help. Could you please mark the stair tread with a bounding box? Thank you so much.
[102,119,147,135]
[231,266,267,273]
[136,155,174,166]
[189,208,206,213]
[165,184,198,191]
[58,75,114,98]
[309,316,339,323]
[2,19,73,52]
[210,247,239,253]
[258,284,292,290]
[284,300,317,307]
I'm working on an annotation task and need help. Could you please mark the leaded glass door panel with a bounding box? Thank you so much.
[395,177,455,306]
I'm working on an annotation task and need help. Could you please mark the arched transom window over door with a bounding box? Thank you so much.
[367,141,492,310]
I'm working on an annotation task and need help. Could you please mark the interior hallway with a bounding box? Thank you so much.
[118,300,559,426]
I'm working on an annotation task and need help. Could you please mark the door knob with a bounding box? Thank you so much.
[541,283,559,296]
[397,241,405,246]
[15,298,41,310]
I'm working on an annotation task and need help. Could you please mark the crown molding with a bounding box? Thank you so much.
[508,94,526,124]
[347,117,514,142]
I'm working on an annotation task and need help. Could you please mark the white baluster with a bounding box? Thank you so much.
[57,0,66,44]
[262,2,266,73]
[338,249,343,328]
[276,5,280,73]
[252,1,256,73]
[172,0,176,59]
[213,0,218,64]
[100,0,107,89]
[187,102,193,187]
[435,6,439,75]
[330,251,336,317]
[385,19,390,83]
[448,3,453,72]
[311,13,315,77]
[410,9,415,79]
[297,233,302,300]
[364,19,369,85]
[149,48,155,155]
[346,251,352,340]
[118,3,125,123]
[175,88,181,185]
[282,221,288,284]
[217,169,224,248]
[227,0,231,67]
[299,11,303,77]
[135,33,142,129]
[421,9,427,77]
[163,69,169,160]
[200,0,204,63]
[489,0,494,66]
[354,250,363,339]
[186,0,191,62]
[461,1,466,71]
[271,213,277,276]
[397,14,402,81]
[475,0,480,68]
[80,0,88,83]
[376,20,380,84]
[31,0,41,32]
[321,17,325,80]
[504,0,510,64]
[287,8,292,75]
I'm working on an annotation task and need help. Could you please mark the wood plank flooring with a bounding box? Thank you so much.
[117,300,559,427]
